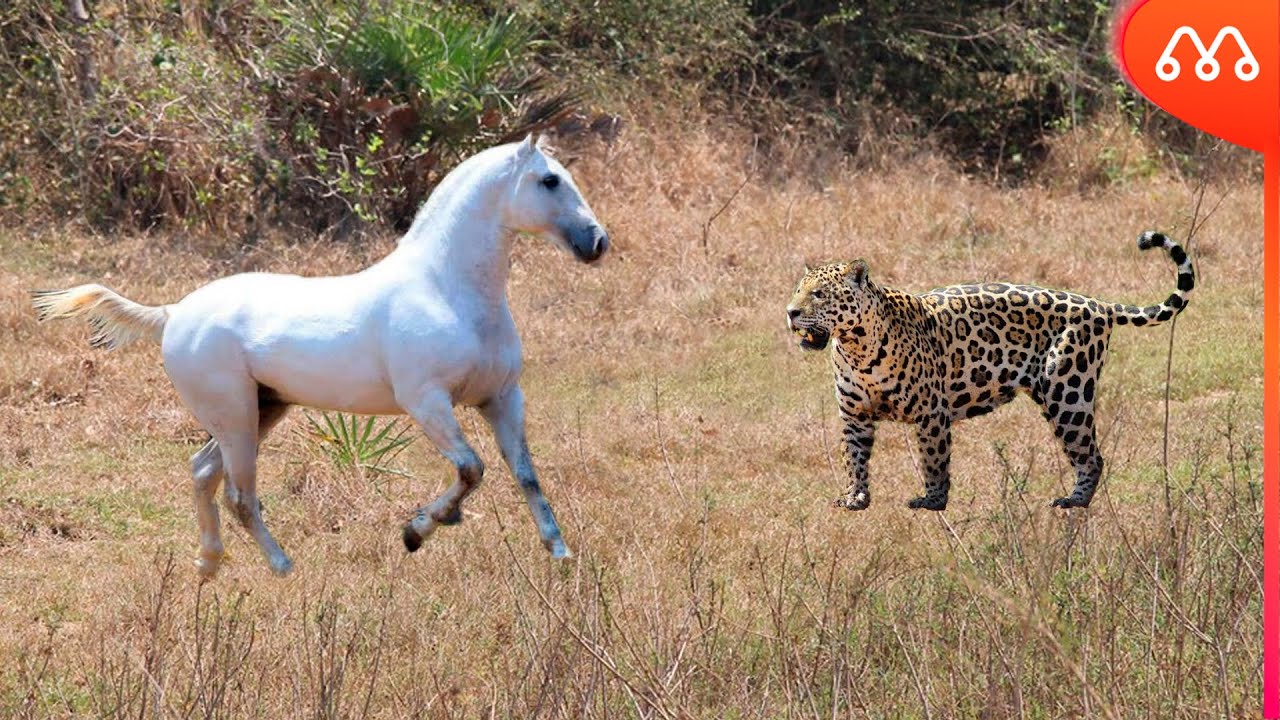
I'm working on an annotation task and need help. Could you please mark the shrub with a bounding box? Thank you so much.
[0,0,1236,231]
[0,1,83,221]
[83,39,267,230]
[743,0,1120,177]
[509,0,754,100]
[266,1,575,230]
[305,411,414,481]
[0,0,271,231]
[0,0,576,233]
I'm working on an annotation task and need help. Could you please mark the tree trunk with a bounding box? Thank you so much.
[68,0,97,102]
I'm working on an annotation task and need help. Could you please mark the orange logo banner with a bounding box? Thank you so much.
[1115,0,1278,152]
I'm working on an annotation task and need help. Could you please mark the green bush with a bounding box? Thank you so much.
[267,1,573,229]
[0,0,575,233]
[305,411,414,482]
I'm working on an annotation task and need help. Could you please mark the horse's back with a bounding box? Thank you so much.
[167,272,381,344]
[162,272,404,413]
[159,269,514,414]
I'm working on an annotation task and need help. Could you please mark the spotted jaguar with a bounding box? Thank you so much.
[786,231,1194,511]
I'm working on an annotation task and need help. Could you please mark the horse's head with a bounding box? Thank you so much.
[503,135,609,264]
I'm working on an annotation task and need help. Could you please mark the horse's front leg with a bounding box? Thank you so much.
[480,385,571,558]
[401,388,485,552]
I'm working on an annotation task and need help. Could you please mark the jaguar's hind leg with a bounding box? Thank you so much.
[1045,402,1103,508]
[1035,329,1108,509]
[907,412,952,511]
[1033,377,1103,508]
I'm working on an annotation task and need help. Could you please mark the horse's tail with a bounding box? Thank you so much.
[31,284,168,350]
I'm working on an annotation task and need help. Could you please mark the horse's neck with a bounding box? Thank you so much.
[383,168,514,313]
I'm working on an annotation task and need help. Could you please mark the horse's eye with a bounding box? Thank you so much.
[540,174,560,190]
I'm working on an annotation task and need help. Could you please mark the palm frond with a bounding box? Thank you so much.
[304,410,415,480]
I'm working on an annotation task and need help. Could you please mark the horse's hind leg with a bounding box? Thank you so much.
[189,397,292,578]
[215,424,292,575]
[191,439,227,578]
[400,388,484,552]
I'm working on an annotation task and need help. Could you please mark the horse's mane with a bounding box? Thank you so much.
[402,138,558,246]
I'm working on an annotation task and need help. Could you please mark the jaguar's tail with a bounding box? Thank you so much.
[1111,231,1194,328]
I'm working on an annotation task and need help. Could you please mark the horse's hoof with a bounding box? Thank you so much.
[195,545,225,579]
[194,554,222,580]
[269,555,294,577]
[402,524,423,553]
[546,539,573,559]
[907,496,947,511]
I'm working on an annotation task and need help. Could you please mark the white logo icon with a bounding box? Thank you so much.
[1156,26,1258,82]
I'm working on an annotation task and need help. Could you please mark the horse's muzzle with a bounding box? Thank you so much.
[566,224,609,264]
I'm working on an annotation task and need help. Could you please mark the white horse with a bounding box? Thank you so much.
[32,136,608,578]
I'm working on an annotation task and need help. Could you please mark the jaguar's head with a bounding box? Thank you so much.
[786,260,874,351]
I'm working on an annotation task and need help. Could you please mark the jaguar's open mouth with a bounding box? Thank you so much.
[797,327,830,351]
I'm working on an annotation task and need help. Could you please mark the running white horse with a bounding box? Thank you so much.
[33,135,608,578]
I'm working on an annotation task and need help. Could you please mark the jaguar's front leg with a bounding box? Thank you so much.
[834,414,875,510]
[907,412,952,511]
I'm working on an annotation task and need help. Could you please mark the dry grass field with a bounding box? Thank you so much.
[0,130,1265,718]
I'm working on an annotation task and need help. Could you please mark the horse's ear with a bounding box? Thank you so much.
[845,260,869,287]
[516,133,537,162]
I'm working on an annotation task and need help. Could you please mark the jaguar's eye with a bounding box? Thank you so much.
[811,290,825,300]
[540,174,560,190]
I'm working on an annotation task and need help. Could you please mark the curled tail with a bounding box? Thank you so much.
[1112,231,1195,328]
[31,284,168,350]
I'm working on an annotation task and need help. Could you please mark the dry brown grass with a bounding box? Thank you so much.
[0,129,1264,718]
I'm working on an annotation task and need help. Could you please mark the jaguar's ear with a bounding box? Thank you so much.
[802,263,811,275]
[845,260,869,287]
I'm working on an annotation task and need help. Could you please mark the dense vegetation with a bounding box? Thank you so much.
[0,1,1210,232]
